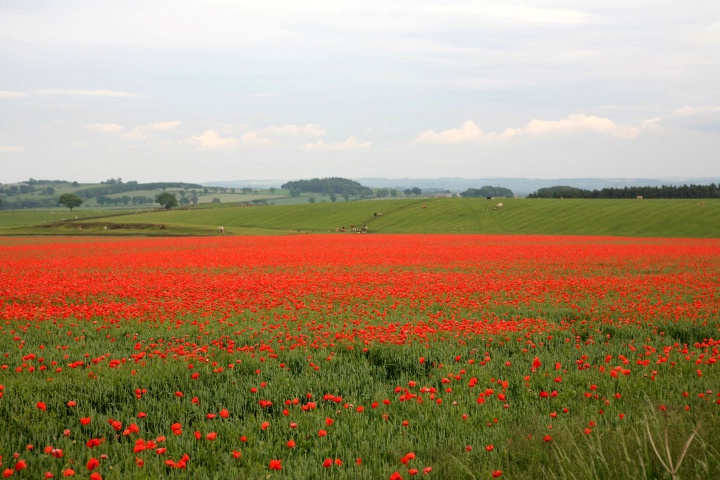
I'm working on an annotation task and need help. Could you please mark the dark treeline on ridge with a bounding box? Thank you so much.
[281,177,374,198]
[529,184,720,199]
[460,186,514,198]
[0,180,203,210]
[74,182,202,199]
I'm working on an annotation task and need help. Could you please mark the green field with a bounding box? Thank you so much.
[1,198,718,237]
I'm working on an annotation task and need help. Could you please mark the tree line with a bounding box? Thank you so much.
[528,184,720,199]
[460,186,514,198]
[281,178,374,198]
[74,181,202,199]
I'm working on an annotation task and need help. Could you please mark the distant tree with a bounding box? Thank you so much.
[155,192,178,209]
[121,195,131,205]
[412,187,422,196]
[390,189,397,197]
[329,194,337,202]
[72,181,79,187]
[308,196,316,203]
[403,188,412,196]
[269,187,277,195]
[180,197,190,205]
[376,188,389,198]
[461,186,514,198]
[281,177,373,197]
[59,193,83,211]
[42,187,55,195]
[212,198,221,203]
[342,193,350,201]
[290,188,301,197]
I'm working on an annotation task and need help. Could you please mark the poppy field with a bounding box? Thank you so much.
[1,234,719,479]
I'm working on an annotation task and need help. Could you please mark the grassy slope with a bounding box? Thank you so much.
[1,198,718,237]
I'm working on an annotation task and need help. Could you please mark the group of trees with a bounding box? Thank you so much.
[403,187,423,196]
[375,188,398,198]
[74,182,202,199]
[460,186,514,198]
[281,178,374,199]
[60,191,185,210]
[0,184,37,196]
[96,195,156,206]
[528,184,720,199]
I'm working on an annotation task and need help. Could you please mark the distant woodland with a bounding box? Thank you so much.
[460,186,514,198]
[281,177,375,198]
[528,184,720,199]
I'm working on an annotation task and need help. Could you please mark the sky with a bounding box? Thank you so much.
[1,0,719,184]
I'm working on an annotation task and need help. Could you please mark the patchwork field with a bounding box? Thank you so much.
[2,197,719,238]
[1,235,719,479]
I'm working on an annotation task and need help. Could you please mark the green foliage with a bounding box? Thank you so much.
[58,193,83,211]
[281,177,374,197]
[2,198,720,237]
[74,182,202,199]
[530,183,720,199]
[155,192,179,209]
[461,186,514,198]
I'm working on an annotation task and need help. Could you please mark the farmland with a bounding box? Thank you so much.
[1,234,719,479]
[1,197,719,237]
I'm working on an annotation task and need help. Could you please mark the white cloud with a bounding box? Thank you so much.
[0,91,26,98]
[36,89,141,98]
[261,124,327,138]
[0,145,24,152]
[413,120,487,145]
[520,114,640,139]
[85,123,124,133]
[237,131,276,147]
[667,105,720,131]
[301,136,370,152]
[414,114,641,145]
[189,130,240,150]
[188,124,334,150]
[123,121,181,140]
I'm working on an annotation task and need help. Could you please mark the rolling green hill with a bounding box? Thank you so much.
[1,197,717,237]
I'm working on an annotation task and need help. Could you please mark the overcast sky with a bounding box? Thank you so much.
[1,0,719,184]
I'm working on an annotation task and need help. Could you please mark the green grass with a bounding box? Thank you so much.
[1,198,719,237]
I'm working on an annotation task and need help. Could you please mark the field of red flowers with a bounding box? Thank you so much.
[1,235,719,479]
